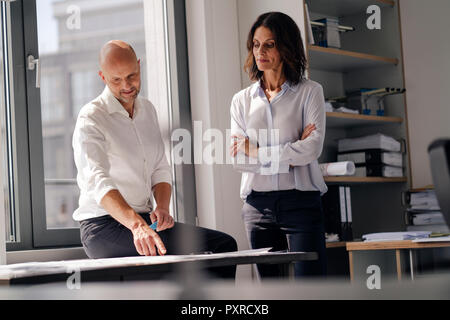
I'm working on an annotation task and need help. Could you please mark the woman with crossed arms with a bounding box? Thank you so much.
[230,12,328,279]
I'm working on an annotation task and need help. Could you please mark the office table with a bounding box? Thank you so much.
[0,249,318,285]
[346,240,450,281]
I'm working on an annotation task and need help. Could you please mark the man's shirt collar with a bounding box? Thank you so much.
[101,86,137,118]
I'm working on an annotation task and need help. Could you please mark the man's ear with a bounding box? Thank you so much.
[98,70,106,84]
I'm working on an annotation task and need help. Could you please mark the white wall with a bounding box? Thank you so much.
[0,135,6,265]
[237,0,306,88]
[400,0,450,188]
[185,0,251,279]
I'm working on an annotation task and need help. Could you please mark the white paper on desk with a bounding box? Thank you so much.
[412,236,450,243]
[184,248,273,261]
[362,231,431,241]
[0,248,275,280]
[320,161,355,176]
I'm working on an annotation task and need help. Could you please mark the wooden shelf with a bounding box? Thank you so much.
[347,240,450,251]
[409,185,434,192]
[326,112,402,128]
[308,45,398,72]
[307,0,395,18]
[326,241,347,249]
[324,176,407,184]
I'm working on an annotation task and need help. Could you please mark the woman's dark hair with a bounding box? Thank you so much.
[244,12,307,85]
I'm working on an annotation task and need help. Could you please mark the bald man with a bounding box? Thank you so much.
[72,41,237,278]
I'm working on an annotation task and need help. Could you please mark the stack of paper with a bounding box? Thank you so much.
[334,106,359,114]
[338,133,401,153]
[362,231,431,242]
[412,236,450,243]
[325,233,340,242]
[325,102,334,112]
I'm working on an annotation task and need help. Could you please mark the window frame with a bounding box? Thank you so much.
[4,0,197,250]
[5,0,34,251]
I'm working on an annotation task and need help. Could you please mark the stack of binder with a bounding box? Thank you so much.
[337,133,404,178]
[403,189,449,233]
[322,185,353,241]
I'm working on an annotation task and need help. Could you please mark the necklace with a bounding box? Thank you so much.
[262,78,284,92]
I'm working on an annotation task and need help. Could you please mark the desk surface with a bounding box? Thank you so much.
[0,249,317,285]
[346,240,450,251]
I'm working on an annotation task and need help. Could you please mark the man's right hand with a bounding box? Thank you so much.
[131,223,167,256]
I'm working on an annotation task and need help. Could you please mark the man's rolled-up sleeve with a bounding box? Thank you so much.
[151,150,172,187]
[74,116,118,205]
[150,113,172,188]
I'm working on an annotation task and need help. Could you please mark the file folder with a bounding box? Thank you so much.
[338,149,403,167]
[355,164,403,177]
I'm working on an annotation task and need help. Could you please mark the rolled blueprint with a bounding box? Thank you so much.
[319,161,355,176]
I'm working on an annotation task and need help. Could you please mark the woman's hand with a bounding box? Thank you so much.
[230,124,315,160]
[301,123,316,140]
[230,134,258,158]
[289,124,316,170]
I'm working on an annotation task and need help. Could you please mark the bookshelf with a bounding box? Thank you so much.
[308,45,398,72]
[307,0,394,17]
[324,176,407,184]
[326,241,347,249]
[326,112,402,128]
[305,0,410,241]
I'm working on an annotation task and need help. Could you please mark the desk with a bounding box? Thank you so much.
[346,240,450,281]
[0,249,317,285]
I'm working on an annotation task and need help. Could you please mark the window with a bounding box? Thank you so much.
[1,0,195,250]
[70,70,101,118]
[40,70,65,123]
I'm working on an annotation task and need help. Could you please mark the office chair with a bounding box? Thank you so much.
[428,139,450,228]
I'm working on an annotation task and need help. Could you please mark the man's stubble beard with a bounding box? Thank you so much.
[118,86,141,104]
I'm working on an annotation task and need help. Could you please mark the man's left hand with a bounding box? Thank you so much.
[150,207,174,232]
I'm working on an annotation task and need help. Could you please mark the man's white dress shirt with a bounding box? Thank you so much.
[72,86,172,221]
[230,79,328,200]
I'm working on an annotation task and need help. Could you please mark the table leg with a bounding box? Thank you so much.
[349,251,354,283]
[395,249,402,281]
[409,249,415,281]
[288,262,295,280]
